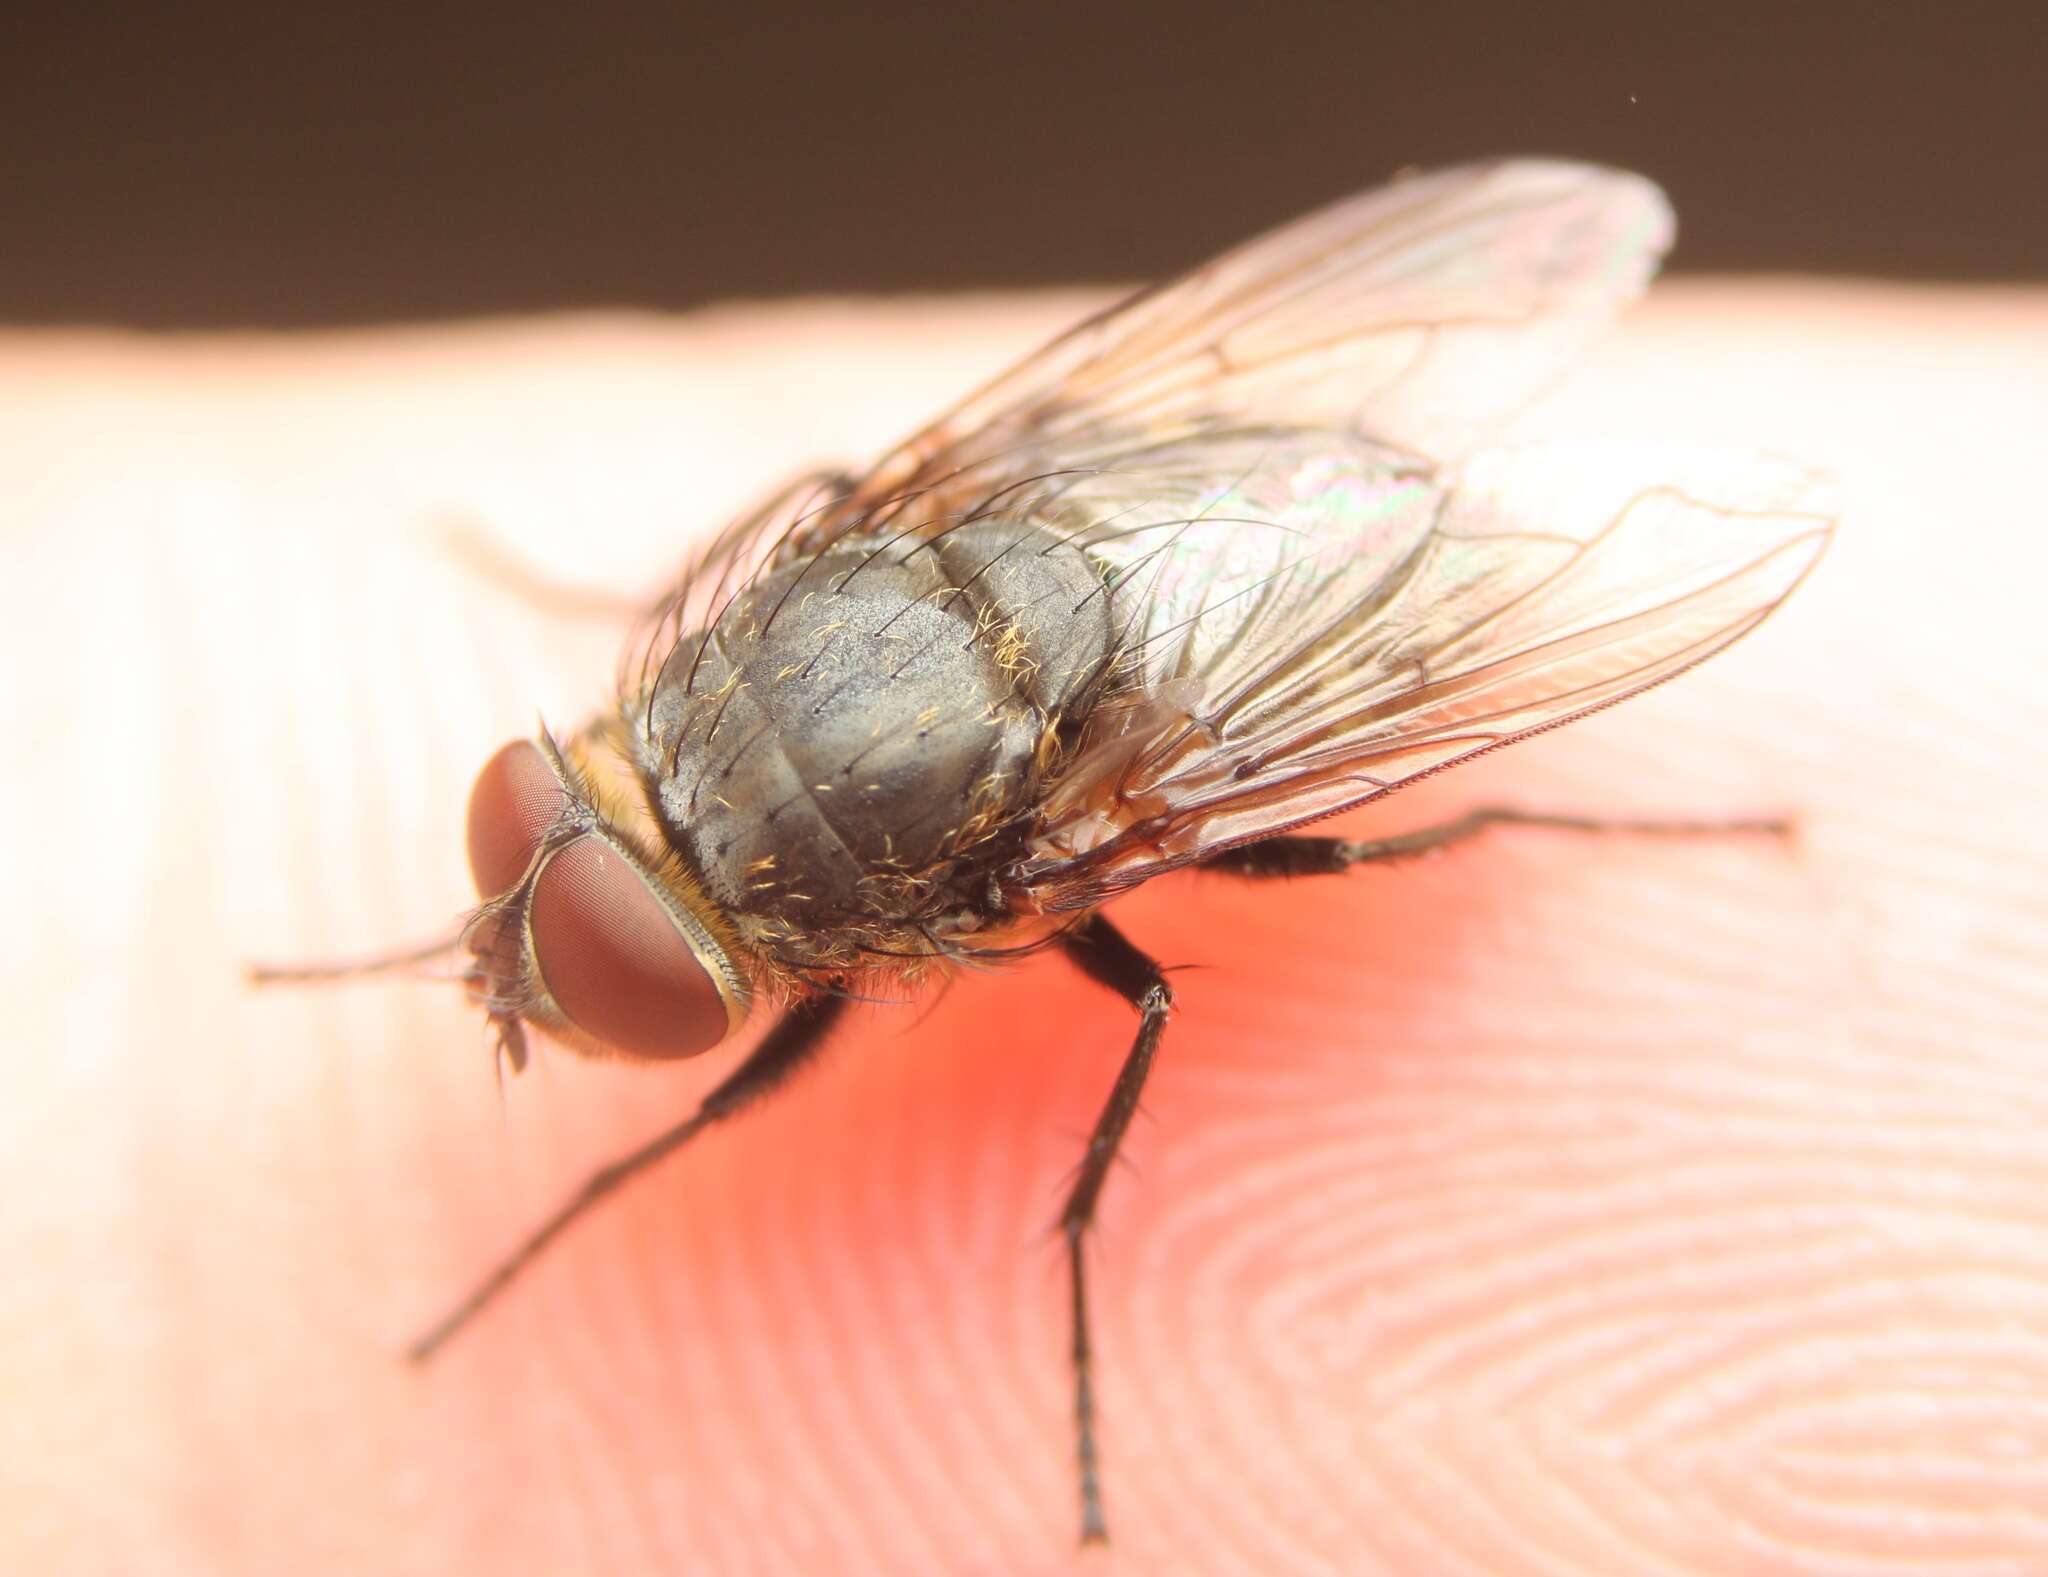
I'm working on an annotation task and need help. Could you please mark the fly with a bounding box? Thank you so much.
[256,159,1835,1544]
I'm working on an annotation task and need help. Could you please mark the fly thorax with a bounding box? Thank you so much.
[641,521,1115,932]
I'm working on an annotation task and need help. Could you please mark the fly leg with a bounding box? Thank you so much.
[439,466,861,622]
[407,994,847,1361]
[247,933,463,983]
[1200,805,1791,878]
[436,515,660,621]
[1055,913,1174,1545]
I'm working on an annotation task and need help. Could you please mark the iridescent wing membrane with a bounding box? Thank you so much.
[629,159,1833,909]
[625,159,1669,698]
[1017,436,1831,904]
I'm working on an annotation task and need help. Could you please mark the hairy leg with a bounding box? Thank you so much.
[1200,805,1790,879]
[1056,913,1175,1544]
[408,995,848,1360]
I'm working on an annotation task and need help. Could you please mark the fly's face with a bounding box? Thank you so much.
[460,733,751,1070]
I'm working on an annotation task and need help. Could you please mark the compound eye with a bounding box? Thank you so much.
[466,738,568,898]
[526,837,730,1060]
[466,737,734,1061]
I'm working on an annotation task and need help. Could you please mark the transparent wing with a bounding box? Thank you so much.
[845,158,1674,515]
[1013,436,1834,906]
[632,159,1675,704]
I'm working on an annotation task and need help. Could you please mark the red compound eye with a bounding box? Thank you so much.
[466,738,567,899]
[464,737,733,1060]
[526,834,730,1060]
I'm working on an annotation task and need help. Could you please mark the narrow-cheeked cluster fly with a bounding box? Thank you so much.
[262,159,1834,1544]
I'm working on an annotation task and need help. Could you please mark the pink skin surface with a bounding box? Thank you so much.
[2,284,2045,1575]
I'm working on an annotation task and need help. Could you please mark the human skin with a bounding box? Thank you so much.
[2,283,2045,1575]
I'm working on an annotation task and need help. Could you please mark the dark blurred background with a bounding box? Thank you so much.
[5,3,2042,328]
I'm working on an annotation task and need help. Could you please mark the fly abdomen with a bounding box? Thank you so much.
[641,519,1116,942]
